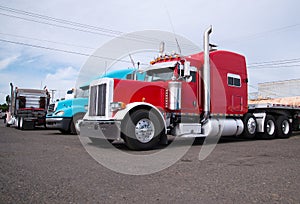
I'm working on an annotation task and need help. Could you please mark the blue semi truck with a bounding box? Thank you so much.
[46,68,141,134]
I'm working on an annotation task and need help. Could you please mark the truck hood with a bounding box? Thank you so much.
[56,97,88,110]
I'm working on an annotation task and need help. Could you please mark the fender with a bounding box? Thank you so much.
[114,102,167,134]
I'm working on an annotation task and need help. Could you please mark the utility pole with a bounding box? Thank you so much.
[50,89,56,103]
[9,83,13,114]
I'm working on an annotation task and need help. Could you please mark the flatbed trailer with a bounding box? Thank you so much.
[248,103,300,138]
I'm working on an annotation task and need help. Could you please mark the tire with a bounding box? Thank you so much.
[16,117,20,129]
[70,113,85,135]
[241,113,257,139]
[19,117,24,130]
[276,116,291,138]
[122,109,164,150]
[260,115,276,139]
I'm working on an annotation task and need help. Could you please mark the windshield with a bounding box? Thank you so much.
[145,67,174,82]
[75,86,89,98]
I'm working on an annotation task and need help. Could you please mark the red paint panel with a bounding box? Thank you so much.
[113,79,167,110]
[209,50,248,115]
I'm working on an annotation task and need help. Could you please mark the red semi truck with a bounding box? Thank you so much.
[81,26,300,150]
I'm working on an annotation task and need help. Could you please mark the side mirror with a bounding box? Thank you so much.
[184,61,191,77]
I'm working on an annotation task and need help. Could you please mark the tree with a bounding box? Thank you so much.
[6,95,10,105]
[0,103,8,112]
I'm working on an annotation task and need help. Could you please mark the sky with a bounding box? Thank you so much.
[0,0,299,104]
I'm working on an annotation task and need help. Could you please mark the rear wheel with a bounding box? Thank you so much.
[260,115,276,139]
[122,109,163,150]
[241,113,257,139]
[276,116,291,138]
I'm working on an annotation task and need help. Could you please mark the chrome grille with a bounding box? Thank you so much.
[97,84,106,116]
[89,86,97,116]
[89,83,107,116]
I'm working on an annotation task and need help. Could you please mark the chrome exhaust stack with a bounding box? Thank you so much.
[202,25,212,123]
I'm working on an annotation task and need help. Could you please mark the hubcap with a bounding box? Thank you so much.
[266,120,275,135]
[247,117,256,135]
[282,120,289,135]
[135,118,155,143]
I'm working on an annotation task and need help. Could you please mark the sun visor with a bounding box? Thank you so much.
[144,61,178,71]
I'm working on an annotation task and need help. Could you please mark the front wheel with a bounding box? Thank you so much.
[70,113,85,135]
[122,109,164,150]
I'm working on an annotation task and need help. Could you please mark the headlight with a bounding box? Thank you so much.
[55,110,65,116]
[84,105,88,111]
[110,102,126,112]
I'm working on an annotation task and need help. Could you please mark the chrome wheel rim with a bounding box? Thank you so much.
[266,120,275,135]
[282,120,289,135]
[247,117,256,135]
[135,118,155,143]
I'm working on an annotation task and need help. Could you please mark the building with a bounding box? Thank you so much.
[257,79,300,99]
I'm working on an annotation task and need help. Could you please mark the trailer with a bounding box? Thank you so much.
[80,26,300,150]
[248,99,300,138]
[6,84,50,130]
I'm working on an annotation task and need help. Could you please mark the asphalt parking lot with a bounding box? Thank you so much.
[1,121,300,204]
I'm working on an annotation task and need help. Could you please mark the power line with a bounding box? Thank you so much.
[248,65,300,69]
[0,38,148,66]
[0,32,95,50]
[0,5,199,52]
[0,12,118,38]
[247,57,300,69]
[220,23,300,44]
[1,5,300,72]
[248,58,300,66]
[1,36,300,71]
[0,5,122,35]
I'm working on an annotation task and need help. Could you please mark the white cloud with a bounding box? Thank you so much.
[0,55,19,70]
[45,66,79,81]
[44,66,79,100]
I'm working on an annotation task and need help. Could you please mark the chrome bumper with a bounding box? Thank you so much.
[80,120,121,140]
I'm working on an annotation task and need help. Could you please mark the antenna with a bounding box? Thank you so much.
[159,41,165,55]
[128,53,136,68]
[164,5,182,55]
[175,38,182,55]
